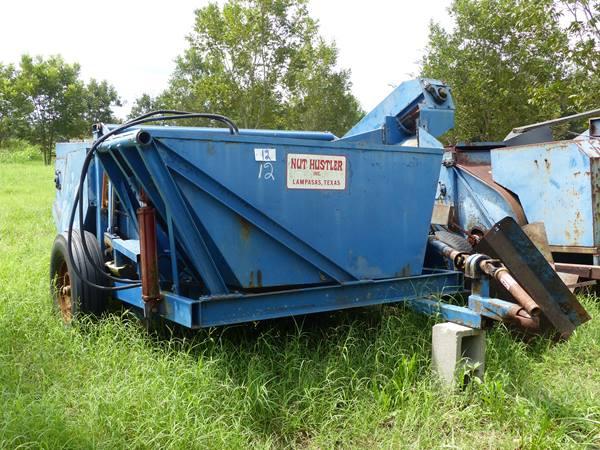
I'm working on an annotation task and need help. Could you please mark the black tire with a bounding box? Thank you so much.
[50,230,109,322]
[434,230,472,253]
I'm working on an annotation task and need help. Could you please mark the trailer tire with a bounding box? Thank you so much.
[50,230,109,322]
[434,230,472,253]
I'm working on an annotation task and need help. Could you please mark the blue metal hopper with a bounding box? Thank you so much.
[97,126,443,292]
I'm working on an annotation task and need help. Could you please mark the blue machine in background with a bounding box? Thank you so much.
[50,78,588,338]
[435,111,600,286]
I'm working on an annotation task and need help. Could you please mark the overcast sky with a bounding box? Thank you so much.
[0,0,452,118]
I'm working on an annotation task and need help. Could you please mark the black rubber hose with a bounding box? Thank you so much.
[66,112,239,291]
[67,171,142,291]
[123,110,239,133]
[75,112,240,285]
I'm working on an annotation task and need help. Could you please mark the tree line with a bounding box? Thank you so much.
[128,0,363,137]
[0,0,598,165]
[422,0,599,142]
[0,55,120,164]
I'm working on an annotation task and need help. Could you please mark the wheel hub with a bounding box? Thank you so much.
[56,261,73,323]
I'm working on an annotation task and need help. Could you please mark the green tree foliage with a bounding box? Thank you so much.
[421,0,598,142]
[0,63,29,144]
[560,0,600,112]
[0,55,120,164]
[129,93,160,119]
[18,55,88,164]
[83,79,122,125]
[131,0,362,136]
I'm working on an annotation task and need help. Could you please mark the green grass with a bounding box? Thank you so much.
[0,161,599,449]
[0,140,42,164]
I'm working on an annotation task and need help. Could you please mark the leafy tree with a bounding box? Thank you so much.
[9,55,120,164]
[132,0,362,136]
[84,78,121,125]
[562,0,600,50]
[283,41,362,135]
[421,0,594,143]
[0,63,30,145]
[17,55,88,164]
[560,0,600,113]
[129,93,162,119]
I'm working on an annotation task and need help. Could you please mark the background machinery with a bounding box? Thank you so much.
[435,110,600,290]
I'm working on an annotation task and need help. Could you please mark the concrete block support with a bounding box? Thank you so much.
[432,322,486,387]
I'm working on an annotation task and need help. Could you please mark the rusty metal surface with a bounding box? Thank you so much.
[549,245,599,254]
[56,260,73,323]
[471,296,540,330]
[569,280,597,289]
[101,174,109,210]
[522,222,554,263]
[476,217,591,337]
[590,154,600,249]
[493,268,541,317]
[137,203,161,305]
[431,203,453,226]
[557,272,580,293]
[430,236,543,323]
[491,140,597,247]
[555,262,600,280]
[457,163,527,225]
[428,237,469,269]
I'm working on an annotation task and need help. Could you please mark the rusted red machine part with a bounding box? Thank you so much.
[504,304,540,330]
[430,236,542,323]
[476,216,591,338]
[487,267,541,317]
[101,173,109,209]
[554,262,600,280]
[431,240,469,269]
[137,191,161,306]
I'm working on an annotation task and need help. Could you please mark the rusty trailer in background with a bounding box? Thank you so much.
[435,112,600,289]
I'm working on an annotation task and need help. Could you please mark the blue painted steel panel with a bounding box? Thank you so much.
[343,78,455,141]
[418,127,445,149]
[491,139,600,247]
[436,165,518,231]
[53,142,94,233]
[54,77,483,330]
[406,298,481,328]
[111,238,140,262]
[98,130,443,291]
[114,270,465,328]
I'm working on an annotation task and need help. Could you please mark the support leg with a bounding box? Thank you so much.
[432,322,485,387]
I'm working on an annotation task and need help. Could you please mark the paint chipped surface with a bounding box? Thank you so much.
[491,139,597,247]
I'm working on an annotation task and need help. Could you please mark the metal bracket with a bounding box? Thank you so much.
[476,217,591,337]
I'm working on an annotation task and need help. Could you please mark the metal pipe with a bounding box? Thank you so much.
[428,238,467,268]
[506,305,540,330]
[482,265,541,317]
[102,124,338,141]
[97,129,153,151]
[510,108,600,134]
[430,236,541,317]
[471,296,539,330]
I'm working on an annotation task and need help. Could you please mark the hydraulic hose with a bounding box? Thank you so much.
[67,111,239,291]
